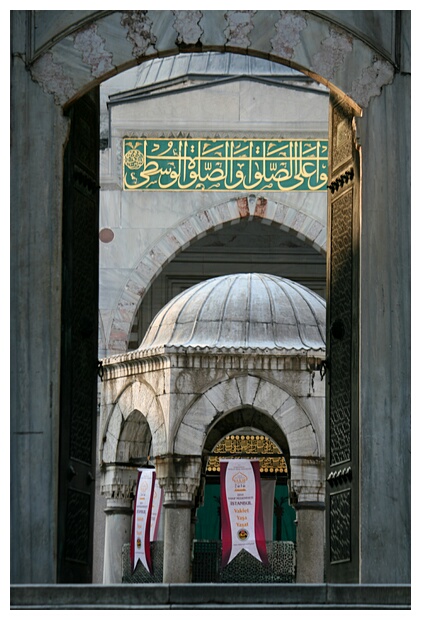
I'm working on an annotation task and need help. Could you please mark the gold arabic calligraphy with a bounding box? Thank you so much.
[123,138,328,192]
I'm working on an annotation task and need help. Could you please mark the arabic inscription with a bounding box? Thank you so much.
[123,138,328,192]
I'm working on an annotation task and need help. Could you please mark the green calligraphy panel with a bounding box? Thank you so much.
[123,138,328,192]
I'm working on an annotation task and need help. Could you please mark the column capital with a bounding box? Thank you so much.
[289,456,326,504]
[100,463,139,501]
[155,455,202,505]
[289,479,325,505]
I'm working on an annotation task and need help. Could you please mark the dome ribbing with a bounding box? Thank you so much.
[138,273,326,354]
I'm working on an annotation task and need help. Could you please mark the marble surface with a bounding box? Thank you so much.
[138,273,326,352]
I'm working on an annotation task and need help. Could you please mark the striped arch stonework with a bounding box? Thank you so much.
[100,379,167,464]
[107,195,327,354]
[174,375,322,476]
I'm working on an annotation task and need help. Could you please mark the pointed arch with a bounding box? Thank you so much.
[101,379,166,463]
[174,374,322,482]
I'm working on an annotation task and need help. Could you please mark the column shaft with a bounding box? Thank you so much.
[155,455,202,584]
[163,503,193,583]
[102,498,133,583]
[295,504,325,583]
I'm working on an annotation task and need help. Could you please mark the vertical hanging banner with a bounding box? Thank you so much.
[220,459,269,568]
[150,482,163,542]
[130,468,155,574]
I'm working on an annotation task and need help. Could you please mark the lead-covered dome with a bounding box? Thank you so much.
[138,273,325,354]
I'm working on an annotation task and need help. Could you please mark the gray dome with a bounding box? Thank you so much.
[138,273,325,354]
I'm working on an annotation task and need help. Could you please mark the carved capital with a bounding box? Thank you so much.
[100,464,139,501]
[289,456,325,504]
[289,479,325,505]
[155,455,202,505]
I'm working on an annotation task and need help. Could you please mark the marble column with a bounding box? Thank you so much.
[101,465,138,583]
[294,500,325,583]
[290,459,325,583]
[155,455,202,583]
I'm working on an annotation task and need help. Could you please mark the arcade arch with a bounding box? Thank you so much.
[197,422,296,578]
[174,375,321,462]
[100,378,167,465]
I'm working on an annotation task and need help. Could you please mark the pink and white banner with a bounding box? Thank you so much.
[220,459,269,568]
[130,468,155,574]
[150,481,163,542]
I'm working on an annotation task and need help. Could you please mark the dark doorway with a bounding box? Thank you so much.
[58,88,100,583]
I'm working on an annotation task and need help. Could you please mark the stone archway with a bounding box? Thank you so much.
[174,374,324,503]
[196,420,296,583]
[171,374,325,583]
[29,11,392,111]
[174,375,321,459]
[99,378,167,583]
[100,378,167,464]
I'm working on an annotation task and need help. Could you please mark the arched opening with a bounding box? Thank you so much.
[194,420,297,584]
[100,405,154,585]
[116,410,153,463]
[100,382,166,584]
[95,51,330,582]
[200,427,293,539]
[96,48,332,582]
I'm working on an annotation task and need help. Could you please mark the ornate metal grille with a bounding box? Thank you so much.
[326,92,360,582]
[122,541,295,583]
[64,489,91,564]
[330,490,352,564]
[329,190,353,465]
